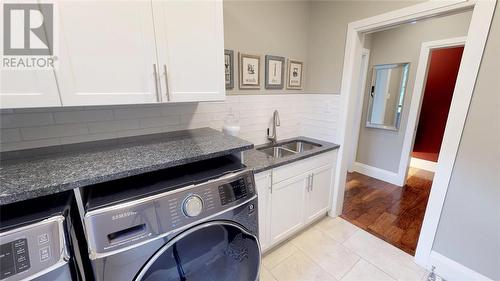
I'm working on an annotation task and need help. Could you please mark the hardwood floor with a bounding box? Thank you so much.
[341,168,433,255]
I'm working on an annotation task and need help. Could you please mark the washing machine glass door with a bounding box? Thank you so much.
[134,221,260,281]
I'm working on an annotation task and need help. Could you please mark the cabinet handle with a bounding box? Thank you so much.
[307,175,311,192]
[311,174,314,191]
[153,64,160,102]
[269,174,272,194]
[163,64,170,101]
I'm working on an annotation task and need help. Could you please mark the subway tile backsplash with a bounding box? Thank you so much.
[0,94,340,152]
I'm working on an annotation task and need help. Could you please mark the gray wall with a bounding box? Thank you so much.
[306,0,424,94]
[223,0,310,94]
[355,12,472,172]
[432,4,500,280]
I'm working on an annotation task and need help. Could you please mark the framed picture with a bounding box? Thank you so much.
[265,55,285,89]
[287,59,303,89]
[239,53,260,89]
[224,50,234,89]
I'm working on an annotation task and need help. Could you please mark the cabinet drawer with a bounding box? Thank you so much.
[272,151,337,184]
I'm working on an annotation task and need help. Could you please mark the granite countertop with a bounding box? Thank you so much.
[0,128,253,206]
[243,136,340,173]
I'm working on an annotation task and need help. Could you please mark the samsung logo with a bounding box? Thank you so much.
[112,211,137,221]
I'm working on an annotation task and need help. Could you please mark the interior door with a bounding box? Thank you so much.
[305,165,333,222]
[269,173,307,245]
[255,171,271,252]
[134,222,260,281]
[153,0,225,102]
[56,1,159,106]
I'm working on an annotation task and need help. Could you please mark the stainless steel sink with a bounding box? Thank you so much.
[257,140,322,158]
[281,140,321,153]
[257,146,296,158]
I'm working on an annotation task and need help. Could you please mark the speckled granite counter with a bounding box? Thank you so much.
[0,128,253,206]
[243,137,340,173]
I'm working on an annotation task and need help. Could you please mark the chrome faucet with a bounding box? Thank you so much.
[267,110,280,144]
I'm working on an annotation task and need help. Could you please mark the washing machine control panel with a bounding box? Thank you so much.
[182,195,204,217]
[85,170,256,257]
[218,177,249,206]
[0,216,67,281]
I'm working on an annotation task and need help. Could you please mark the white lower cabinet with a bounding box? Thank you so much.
[256,150,337,253]
[269,173,307,245]
[305,165,334,222]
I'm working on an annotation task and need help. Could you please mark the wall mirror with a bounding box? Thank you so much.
[366,63,410,131]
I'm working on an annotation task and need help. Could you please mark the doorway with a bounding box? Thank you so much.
[410,46,465,172]
[331,0,495,272]
[341,36,466,256]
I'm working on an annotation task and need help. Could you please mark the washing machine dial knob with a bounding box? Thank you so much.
[183,195,203,217]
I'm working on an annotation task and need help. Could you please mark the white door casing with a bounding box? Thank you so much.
[348,48,370,172]
[397,37,466,187]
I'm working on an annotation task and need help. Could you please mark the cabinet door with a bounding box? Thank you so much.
[1,70,61,108]
[153,0,225,102]
[0,13,60,109]
[56,1,159,106]
[255,171,271,252]
[305,165,333,222]
[269,173,307,246]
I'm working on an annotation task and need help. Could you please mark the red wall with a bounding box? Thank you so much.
[412,47,464,162]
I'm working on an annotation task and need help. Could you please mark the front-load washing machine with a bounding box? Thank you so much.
[80,155,260,281]
[0,192,83,281]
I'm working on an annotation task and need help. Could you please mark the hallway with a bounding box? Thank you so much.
[341,168,433,255]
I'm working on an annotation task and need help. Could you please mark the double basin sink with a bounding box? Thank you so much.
[257,140,322,159]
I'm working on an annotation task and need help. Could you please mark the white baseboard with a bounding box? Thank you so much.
[411,157,437,172]
[429,251,493,281]
[352,162,403,186]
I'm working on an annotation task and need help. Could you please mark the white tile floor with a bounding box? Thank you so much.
[261,216,429,281]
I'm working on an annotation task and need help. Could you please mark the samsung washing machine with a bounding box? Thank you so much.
[0,192,83,281]
[79,155,261,281]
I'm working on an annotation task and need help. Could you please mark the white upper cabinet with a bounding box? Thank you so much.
[56,1,160,106]
[1,9,60,109]
[1,70,61,108]
[152,0,225,102]
[2,1,225,108]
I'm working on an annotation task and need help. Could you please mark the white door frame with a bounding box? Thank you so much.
[329,0,496,270]
[347,48,370,172]
[412,37,467,267]
[397,37,466,185]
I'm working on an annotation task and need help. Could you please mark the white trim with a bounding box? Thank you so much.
[397,36,466,187]
[429,251,493,281]
[329,0,497,272]
[348,48,370,172]
[410,157,437,172]
[415,0,496,267]
[352,162,401,186]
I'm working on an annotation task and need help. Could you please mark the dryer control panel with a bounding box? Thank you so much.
[84,170,256,259]
[0,216,68,281]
